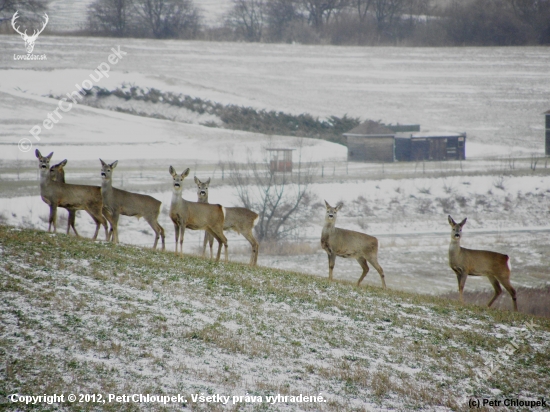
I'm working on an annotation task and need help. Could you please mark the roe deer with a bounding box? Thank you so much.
[448,216,517,311]
[169,167,227,262]
[321,201,386,288]
[100,159,165,249]
[195,176,259,265]
[35,150,109,240]
[50,159,109,238]
[49,159,79,237]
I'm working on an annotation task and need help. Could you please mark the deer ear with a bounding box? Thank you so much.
[335,202,343,211]
[100,158,107,166]
[460,218,467,227]
[46,152,53,160]
[324,200,331,209]
[448,215,456,226]
[35,149,42,159]
[169,166,176,177]
[111,160,118,169]
[60,159,67,166]
[182,168,190,178]
[205,177,211,185]
[194,176,200,185]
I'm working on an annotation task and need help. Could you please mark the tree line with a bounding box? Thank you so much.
[87,0,550,46]
[1,0,549,46]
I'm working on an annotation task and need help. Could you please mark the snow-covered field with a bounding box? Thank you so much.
[1,37,549,296]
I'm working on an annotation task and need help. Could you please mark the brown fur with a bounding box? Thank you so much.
[195,176,259,265]
[321,201,386,288]
[100,159,165,250]
[448,215,517,311]
[169,168,227,262]
[36,150,108,241]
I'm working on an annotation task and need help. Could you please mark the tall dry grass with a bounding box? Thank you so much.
[440,285,550,318]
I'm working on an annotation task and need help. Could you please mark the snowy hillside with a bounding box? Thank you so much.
[2,226,549,411]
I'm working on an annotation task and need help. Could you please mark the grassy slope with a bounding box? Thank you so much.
[1,226,549,411]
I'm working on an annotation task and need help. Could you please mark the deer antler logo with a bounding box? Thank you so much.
[12,11,49,54]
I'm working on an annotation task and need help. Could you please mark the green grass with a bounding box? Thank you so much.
[1,225,549,411]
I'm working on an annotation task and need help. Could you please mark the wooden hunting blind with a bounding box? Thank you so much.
[267,148,294,172]
[395,132,466,161]
[344,121,466,162]
[344,121,396,163]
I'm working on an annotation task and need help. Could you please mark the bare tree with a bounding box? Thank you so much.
[507,0,550,43]
[302,0,349,29]
[0,0,48,25]
[372,0,406,36]
[226,0,265,42]
[133,0,200,39]
[227,151,314,242]
[354,0,374,23]
[87,0,134,36]
[264,0,302,41]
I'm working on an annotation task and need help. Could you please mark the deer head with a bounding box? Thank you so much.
[194,176,211,201]
[448,215,467,241]
[12,11,49,54]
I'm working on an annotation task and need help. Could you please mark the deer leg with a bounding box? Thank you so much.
[487,276,503,308]
[368,257,386,289]
[356,257,370,287]
[208,233,214,259]
[202,232,214,259]
[102,209,113,241]
[207,229,225,263]
[66,208,78,236]
[111,212,120,244]
[159,223,165,251]
[172,222,179,253]
[212,229,228,263]
[91,216,101,240]
[146,218,160,250]
[69,209,81,237]
[152,221,165,251]
[149,218,165,250]
[499,277,518,312]
[87,211,102,241]
[49,206,57,233]
[179,225,185,256]
[327,253,336,281]
[90,206,108,241]
[243,230,259,266]
[452,269,467,303]
[201,231,208,257]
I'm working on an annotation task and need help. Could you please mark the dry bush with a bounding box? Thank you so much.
[439,285,550,317]
[417,198,434,215]
[437,197,455,213]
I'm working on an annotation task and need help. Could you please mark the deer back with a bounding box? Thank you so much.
[323,226,378,258]
[182,201,225,231]
[42,178,102,210]
[224,207,258,233]
[106,187,161,218]
[450,247,510,277]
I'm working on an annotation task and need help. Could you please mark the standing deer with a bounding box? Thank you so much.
[35,150,109,240]
[169,167,228,262]
[321,201,386,288]
[195,176,259,265]
[447,216,517,311]
[49,159,110,238]
[48,159,79,237]
[12,11,49,54]
[99,159,165,250]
